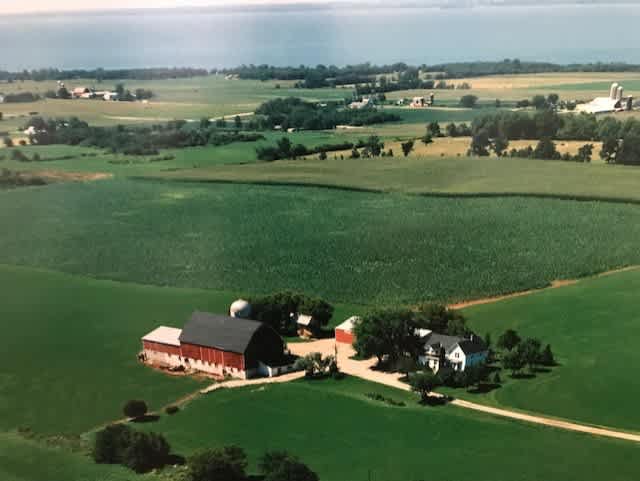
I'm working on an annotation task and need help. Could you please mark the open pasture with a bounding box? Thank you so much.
[136,377,640,481]
[160,153,638,201]
[2,179,640,306]
[458,268,640,431]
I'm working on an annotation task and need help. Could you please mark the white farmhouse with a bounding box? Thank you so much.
[417,331,487,373]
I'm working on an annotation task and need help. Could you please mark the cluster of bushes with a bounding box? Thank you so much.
[496,329,555,376]
[189,447,319,481]
[93,424,171,473]
[256,137,356,161]
[365,392,406,407]
[2,92,40,103]
[23,117,264,155]
[508,140,594,162]
[249,290,333,335]
[255,97,400,131]
[0,168,47,188]
[294,352,340,379]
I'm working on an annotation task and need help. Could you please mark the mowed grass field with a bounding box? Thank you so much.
[2,179,640,305]
[455,268,640,431]
[136,377,640,481]
[0,264,363,435]
[0,432,162,481]
[160,154,640,202]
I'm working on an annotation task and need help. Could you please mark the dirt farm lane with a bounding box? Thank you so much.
[287,339,640,443]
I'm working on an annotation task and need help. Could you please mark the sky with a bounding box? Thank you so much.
[0,0,630,15]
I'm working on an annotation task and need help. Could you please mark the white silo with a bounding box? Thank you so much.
[610,82,619,99]
[229,299,252,318]
[616,86,624,101]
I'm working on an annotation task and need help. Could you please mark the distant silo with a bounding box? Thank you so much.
[616,86,624,101]
[610,82,619,99]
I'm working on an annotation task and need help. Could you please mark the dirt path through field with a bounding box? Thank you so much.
[449,264,640,310]
[288,339,640,443]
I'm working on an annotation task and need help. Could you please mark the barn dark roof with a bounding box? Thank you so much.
[179,311,265,354]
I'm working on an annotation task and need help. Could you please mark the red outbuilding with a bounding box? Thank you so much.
[335,316,360,345]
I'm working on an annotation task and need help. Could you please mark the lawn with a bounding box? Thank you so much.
[2,179,640,306]
[0,264,363,435]
[158,153,640,202]
[137,377,640,481]
[454,268,640,431]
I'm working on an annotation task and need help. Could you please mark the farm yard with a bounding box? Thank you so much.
[3,66,640,481]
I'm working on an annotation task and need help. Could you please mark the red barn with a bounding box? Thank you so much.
[141,311,294,379]
[335,316,360,345]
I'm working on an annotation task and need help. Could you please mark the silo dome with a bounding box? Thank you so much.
[230,299,252,318]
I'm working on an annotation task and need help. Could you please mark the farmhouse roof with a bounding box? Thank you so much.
[458,337,487,355]
[423,333,463,354]
[142,326,182,347]
[179,311,264,353]
[296,314,317,327]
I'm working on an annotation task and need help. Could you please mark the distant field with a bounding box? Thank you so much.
[453,268,640,431]
[0,76,349,130]
[2,180,640,306]
[158,154,640,202]
[0,264,363,435]
[136,377,640,481]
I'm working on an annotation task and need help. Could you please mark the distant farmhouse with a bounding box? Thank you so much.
[348,97,373,110]
[141,306,296,379]
[335,317,488,373]
[409,93,435,108]
[577,82,634,114]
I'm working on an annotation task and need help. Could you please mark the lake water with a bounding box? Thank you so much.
[1,3,640,70]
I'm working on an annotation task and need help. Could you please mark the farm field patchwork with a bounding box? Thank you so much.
[0,264,363,435]
[454,268,640,431]
[2,179,640,305]
[136,377,640,481]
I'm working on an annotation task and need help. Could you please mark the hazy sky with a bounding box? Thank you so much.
[0,0,629,14]
[2,0,339,15]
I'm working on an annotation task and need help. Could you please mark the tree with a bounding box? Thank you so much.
[216,117,228,128]
[353,308,421,365]
[0,112,3,121]
[188,446,247,481]
[93,424,132,464]
[547,93,559,106]
[115,83,125,98]
[122,431,170,473]
[445,123,458,137]
[3,137,13,147]
[409,371,440,403]
[538,344,556,366]
[518,338,542,371]
[318,150,327,160]
[460,94,478,109]
[350,147,360,159]
[415,303,467,335]
[490,371,502,385]
[532,95,547,110]
[123,400,147,419]
[502,348,526,376]
[199,117,211,129]
[234,115,243,130]
[491,134,509,157]
[533,137,560,160]
[575,143,593,162]
[495,99,501,108]
[421,133,433,145]
[469,130,490,156]
[497,329,521,352]
[263,456,318,481]
[427,121,441,137]
[401,140,415,157]
[57,86,71,99]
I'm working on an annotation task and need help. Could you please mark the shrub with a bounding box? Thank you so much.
[93,424,170,473]
[3,137,13,147]
[123,400,147,419]
[260,451,319,481]
[188,446,247,481]
[165,405,179,415]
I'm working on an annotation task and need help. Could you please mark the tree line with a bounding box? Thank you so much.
[0,67,209,83]
[255,97,400,131]
[469,110,640,165]
[24,117,264,155]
